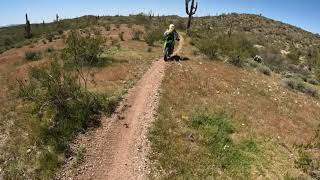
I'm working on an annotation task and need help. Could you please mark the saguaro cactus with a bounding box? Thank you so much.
[56,14,59,22]
[228,20,233,38]
[25,13,31,39]
[185,0,198,32]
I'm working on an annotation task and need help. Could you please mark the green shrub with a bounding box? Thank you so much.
[25,51,42,61]
[57,29,64,35]
[287,48,302,65]
[282,78,319,97]
[257,64,272,76]
[190,113,259,176]
[46,47,54,53]
[175,19,186,30]
[246,58,259,68]
[105,24,111,31]
[46,34,54,42]
[295,150,312,172]
[196,38,219,59]
[132,30,143,41]
[307,78,319,85]
[63,30,105,66]
[144,28,163,46]
[4,37,13,48]
[17,61,119,178]
[194,33,257,62]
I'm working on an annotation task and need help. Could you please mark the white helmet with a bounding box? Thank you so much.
[169,24,175,30]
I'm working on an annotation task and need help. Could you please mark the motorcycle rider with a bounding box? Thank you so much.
[163,24,180,61]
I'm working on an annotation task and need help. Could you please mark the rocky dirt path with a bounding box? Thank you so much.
[59,36,184,180]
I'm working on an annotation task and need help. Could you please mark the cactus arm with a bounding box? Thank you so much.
[192,2,198,15]
[185,0,190,14]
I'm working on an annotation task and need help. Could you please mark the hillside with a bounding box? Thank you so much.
[196,13,320,49]
[0,13,319,179]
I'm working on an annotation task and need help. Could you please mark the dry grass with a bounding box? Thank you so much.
[150,37,320,179]
[0,23,162,179]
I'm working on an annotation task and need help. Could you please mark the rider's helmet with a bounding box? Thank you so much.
[169,24,175,31]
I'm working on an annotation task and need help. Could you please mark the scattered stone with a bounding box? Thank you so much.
[310,170,320,179]
[187,133,195,142]
[284,72,294,78]
[253,44,265,49]
[253,55,263,63]
[280,49,290,55]
[124,123,129,128]
[117,115,125,120]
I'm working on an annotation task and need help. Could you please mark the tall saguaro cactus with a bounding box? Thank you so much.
[25,13,31,39]
[185,0,198,33]
[56,14,59,22]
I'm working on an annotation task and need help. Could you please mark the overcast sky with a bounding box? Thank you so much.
[1,0,319,33]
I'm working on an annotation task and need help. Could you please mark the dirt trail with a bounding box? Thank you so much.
[60,36,184,180]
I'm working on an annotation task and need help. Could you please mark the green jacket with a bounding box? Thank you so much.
[164,30,179,48]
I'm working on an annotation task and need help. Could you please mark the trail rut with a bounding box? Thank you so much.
[60,36,184,180]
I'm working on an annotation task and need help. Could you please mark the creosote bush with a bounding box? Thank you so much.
[6,30,118,179]
[194,32,257,63]
[282,78,319,97]
[25,51,42,61]
[132,30,143,41]
[257,64,272,76]
[144,28,163,46]
[63,30,105,67]
[15,60,118,178]
[196,37,219,59]
[105,24,111,31]
[46,33,54,42]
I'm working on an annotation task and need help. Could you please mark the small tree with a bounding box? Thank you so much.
[185,0,198,34]
[63,31,105,88]
[63,31,105,66]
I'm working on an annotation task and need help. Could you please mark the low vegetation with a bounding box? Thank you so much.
[1,12,320,179]
[294,125,320,179]
[282,78,319,97]
[132,30,143,41]
[150,61,268,179]
[190,113,259,177]
[63,30,106,67]
[15,60,118,178]
[144,28,163,46]
[25,51,42,61]
[0,17,165,179]
[257,63,272,76]
[193,32,257,63]
[1,31,120,179]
